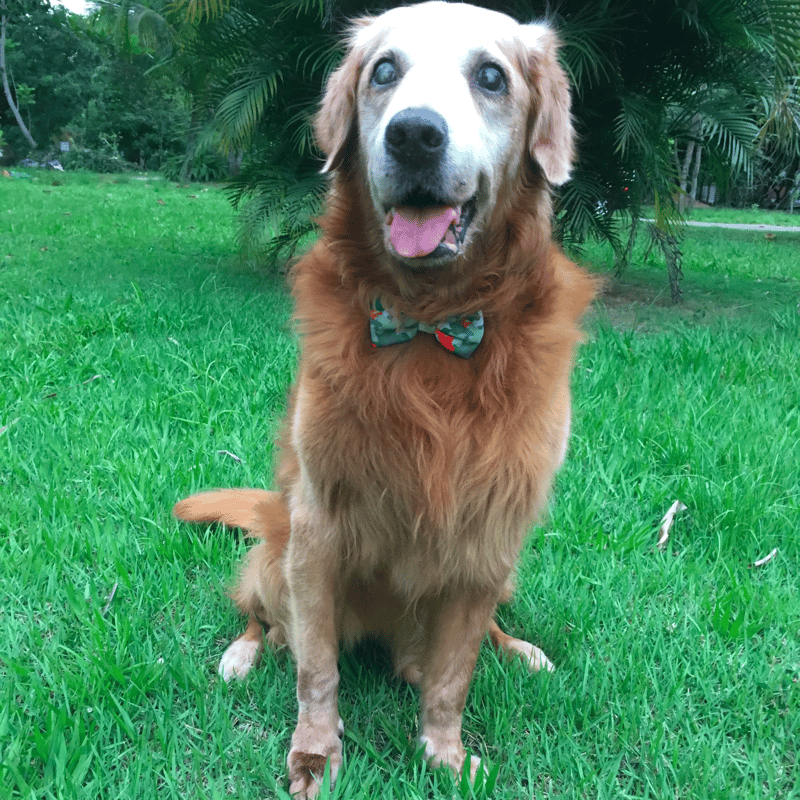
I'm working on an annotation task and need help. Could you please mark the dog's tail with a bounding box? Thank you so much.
[173,489,290,635]
[172,489,287,541]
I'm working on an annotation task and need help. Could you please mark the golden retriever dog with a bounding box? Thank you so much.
[174,2,595,796]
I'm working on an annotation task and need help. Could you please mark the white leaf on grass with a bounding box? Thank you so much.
[101,582,118,615]
[657,500,687,550]
[217,449,244,463]
[751,547,778,568]
[0,417,20,436]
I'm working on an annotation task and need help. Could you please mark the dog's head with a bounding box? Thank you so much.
[315,1,574,272]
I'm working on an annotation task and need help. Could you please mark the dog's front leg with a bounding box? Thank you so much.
[285,507,343,799]
[419,589,497,781]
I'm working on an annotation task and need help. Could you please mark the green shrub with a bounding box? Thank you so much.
[58,147,133,174]
[161,147,229,183]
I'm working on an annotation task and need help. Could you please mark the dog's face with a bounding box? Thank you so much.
[316,1,574,271]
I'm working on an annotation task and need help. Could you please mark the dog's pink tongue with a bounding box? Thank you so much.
[390,206,459,258]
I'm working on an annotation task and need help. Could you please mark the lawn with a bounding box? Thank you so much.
[1,171,799,799]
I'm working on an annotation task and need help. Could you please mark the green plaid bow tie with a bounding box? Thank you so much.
[369,298,484,358]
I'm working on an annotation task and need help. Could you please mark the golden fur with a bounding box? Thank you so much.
[174,3,595,796]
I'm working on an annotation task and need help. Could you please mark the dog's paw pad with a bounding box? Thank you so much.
[287,739,342,799]
[218,639,262,681]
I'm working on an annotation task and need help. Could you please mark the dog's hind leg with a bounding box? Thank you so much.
[487,619,554,673]
[218,541,290,680]
[219,615,265,680]
[173,489,291,679]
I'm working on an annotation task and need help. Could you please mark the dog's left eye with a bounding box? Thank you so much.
[372,59,398,87]
[476,63,507,94]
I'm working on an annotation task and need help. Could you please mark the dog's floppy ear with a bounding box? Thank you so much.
[314,17,374,173]
[519,24,575,186]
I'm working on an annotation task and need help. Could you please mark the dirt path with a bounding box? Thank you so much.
[645,219,800,233]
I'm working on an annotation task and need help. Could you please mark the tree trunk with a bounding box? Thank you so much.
[615,214,639,277]
[678,140,695,214]
[181,103,201,183]
[1,1,37,149]
[689,145,703,206]
[643,222,684,303]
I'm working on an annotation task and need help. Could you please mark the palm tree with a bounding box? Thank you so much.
[183,0,339,260]
[550,0,800,298]
[179,0,800,296]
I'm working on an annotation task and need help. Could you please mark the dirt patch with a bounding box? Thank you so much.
[589,268,800,332]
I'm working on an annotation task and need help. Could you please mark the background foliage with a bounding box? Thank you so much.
[174,0,800,272]
[0,0,190,171]
[2,0,799,287]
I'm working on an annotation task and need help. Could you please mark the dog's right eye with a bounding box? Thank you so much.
[476,63,507,95]
[372,59,398,87]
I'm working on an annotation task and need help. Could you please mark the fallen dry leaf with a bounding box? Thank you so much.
[217,449,243,464]
[101,582,119,615]
[157,198,166,205]
[657,500,687,550]
[751,547,778,568]
[44,374,102,399]
[0,417,20,436]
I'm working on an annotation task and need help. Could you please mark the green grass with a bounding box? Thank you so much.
[579,208,800,331]
[1,171,799,799]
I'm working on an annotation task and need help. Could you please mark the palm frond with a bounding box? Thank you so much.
[697,94,760,177]
[756,78,800,152]
[614,94,663,158]
[168,0,230,24]
[213,68,284,152]
[741,0,800,74]
[295,36,342,83]
[228,165,325,263]
[271,0,327,22]
[552,5,624,94]
[555,170,626,254]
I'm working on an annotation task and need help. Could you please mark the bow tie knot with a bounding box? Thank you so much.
[369,299,484,358]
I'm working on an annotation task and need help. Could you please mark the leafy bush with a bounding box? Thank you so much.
[161,147,229,183]
[58,147,132,174]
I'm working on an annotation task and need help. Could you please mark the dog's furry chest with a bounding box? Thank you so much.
[286,365,569,593]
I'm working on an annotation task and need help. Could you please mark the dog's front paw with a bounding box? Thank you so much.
[287,724,343,799]
[419,734,484,781]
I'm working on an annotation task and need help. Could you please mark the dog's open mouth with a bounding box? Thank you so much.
[385,193,477,262]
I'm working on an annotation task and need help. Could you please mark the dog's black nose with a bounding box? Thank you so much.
[385,107,448,166]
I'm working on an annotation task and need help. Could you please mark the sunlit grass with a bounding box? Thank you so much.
[1,172,798,799]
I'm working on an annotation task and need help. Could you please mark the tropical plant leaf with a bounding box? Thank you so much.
[168,0,230,24]
[551,4,623,93]
[214,68,284,152]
